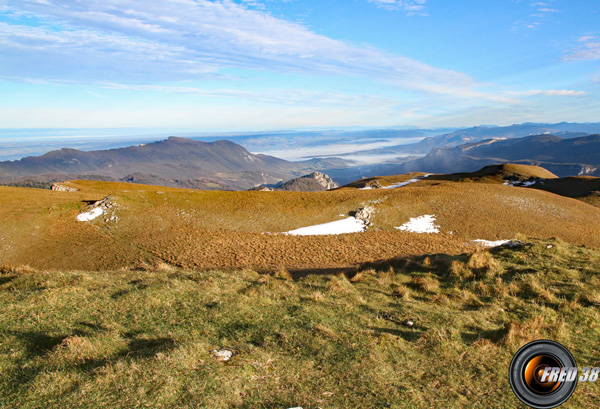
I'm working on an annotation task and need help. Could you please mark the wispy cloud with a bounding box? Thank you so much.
[563,37,600,61]
[578,35,596,42]
[368,0,428,15]
[85,90,107,98]
[0,0,589,130]
[1,0,468,91]
[102,83,398,107]
[512,0,560,31]
[512,89,586,96]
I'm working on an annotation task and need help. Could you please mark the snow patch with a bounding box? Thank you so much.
[472,239,511,247]
[504,180,537,187]
[361,174,432,190]
[396,215,439,234]
[76,207,104,222]
[286,217,366,236]
[382,173,432,189]
[382,178,420,189]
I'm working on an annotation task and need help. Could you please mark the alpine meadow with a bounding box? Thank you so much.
[2,1,600,408]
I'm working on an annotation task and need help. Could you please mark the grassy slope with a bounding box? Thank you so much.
[2,178,600,272]
[531,176,600,207]
[1,239,599,408]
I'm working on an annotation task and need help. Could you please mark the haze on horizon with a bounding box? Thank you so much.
[1,0,599,134]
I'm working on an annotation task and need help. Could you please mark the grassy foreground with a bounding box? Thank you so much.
[1,239,600,408]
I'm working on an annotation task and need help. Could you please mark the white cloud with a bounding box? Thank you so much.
[563,41,600,61]
[513,0,560,31]
[368,0,427,14]
[101,83,399,107]
[0,0,470,91]
[578,35,596,42]
[0,0,589,131]
[514,89,586,96]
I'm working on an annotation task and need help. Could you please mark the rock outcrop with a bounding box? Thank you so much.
[275,171,339,192]
[249,186,275,191]
[354,206,374,223]
[51,183,79,192]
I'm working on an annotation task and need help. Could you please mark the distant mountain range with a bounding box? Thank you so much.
[0,137,349,190]
[2,122,600,189]
[391,133,600,177]
[338,122,600,157]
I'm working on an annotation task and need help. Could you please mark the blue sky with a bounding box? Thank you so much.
[0,0,599,132]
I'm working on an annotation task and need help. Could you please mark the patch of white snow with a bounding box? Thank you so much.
[382,178,420,189]
[286,217,366,236]
[504,180,537,187]
[396,215,439,233]
[76,207,104,222]
[472,239,511,247]
[382,174,432,189]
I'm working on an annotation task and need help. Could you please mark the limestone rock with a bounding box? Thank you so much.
[51,183,78,192]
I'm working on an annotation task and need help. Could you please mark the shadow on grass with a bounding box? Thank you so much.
[5,328,177,393]
[0,275,17,285]
[460,325,507,344]
[369,326,424,342]
[13,331,72,358]
[287,266,359,280]
[75,337,177,373]
[4,330,82,395]
[110,279,149,298]
[78,321,107,331]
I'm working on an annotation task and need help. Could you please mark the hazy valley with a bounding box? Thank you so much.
[3,122,600,192]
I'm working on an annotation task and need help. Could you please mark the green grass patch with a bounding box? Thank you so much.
[1,239,600,408]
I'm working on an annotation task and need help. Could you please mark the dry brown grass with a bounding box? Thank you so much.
[531,175,600,207]
[410,276,440,293]
[583,290,600,306]
[155,262,175,272]
[390,283,411,300]
[449,260,474,281]
[273,266,292,280]
[468,250,505,278]
[349,269,376,283]
[326,274,356,296]
[522,279,556,303]
[502,316,550,347]
[472,281,491,297]
[417,327,454,349]
[429,163,558,183]
[2,176,600,274]
[2,238,600,408]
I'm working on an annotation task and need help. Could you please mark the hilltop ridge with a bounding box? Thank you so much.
[2,163,600,272]
[0,137,349,190]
